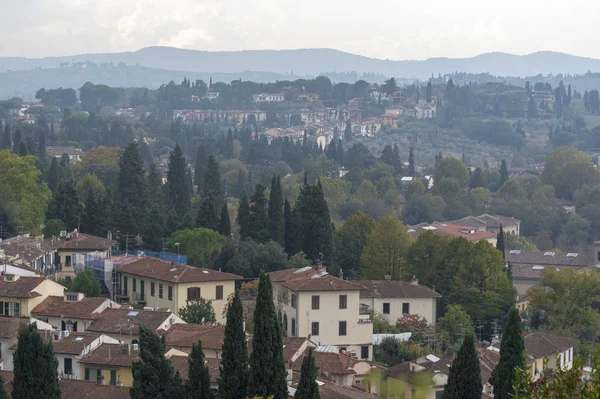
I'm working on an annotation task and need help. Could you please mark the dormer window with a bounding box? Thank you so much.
[66,295,78,302]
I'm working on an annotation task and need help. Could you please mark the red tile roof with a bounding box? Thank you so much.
[117,256,241,283]
[164,324,225,350]
[357,280,441,299]
[0,276,51,298]
[56,233,115,251]
[268,267,365,292]
[87,308,176,335]
[31,296,117,319]
[0,317,30,339]
[170,355,220,384]
[79,343,138,367]
[52,332,104,355]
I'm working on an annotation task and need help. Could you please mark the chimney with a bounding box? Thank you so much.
[107,231,112,241]
[410,276,418,285]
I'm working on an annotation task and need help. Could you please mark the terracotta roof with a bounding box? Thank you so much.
[269,267,318,282]
[170,355,220,384]
[430,222,496,241]
[283,337,311,363]
[31,296,117,319]
[357,280,440,299]
[293,351,357,376]
[52,332,104,355]
[506,250,593,268]
[87,308,175,335]
[319,383,378,399]
[525,332,579,358]
[57,233,115,251]
[164,324,225,350]
[0,317,29,339]
[117,256,241,283]
[79,343,138,367]
[447,214,520,229]
[477,347,500,386]
[0,235,61,263]
[268,268,365,292]
[0,276,49,298]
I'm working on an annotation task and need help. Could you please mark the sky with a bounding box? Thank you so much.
[2,0,599,60]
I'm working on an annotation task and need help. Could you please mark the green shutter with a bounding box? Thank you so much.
[84,367,90,381]
[110,370,116,385]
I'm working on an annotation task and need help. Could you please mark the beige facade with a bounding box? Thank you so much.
[119,273,236,324]
[361,297,437,326]
[0,277,65,317]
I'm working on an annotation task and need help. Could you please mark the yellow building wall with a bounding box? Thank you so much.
[361,297,437,326]
[80,365,133,387]
[1,278,65,317]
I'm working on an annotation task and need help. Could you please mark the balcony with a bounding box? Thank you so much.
[359,304,371,315]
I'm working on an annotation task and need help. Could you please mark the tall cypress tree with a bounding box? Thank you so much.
[408,146,415,177]
[37,131,46,160]
[297,180,333,264]
[131,325,185,398]
[166,144,191,217]
[344,120,352,142]
[248,184,270,243]
[490,308,525,399]
[237,192,251,240]
[186,341,213,399]
[284,199,301,254]
[249,272,288,399]
[499,159,509,187]
[143,204,165,251]
[0,373,7,399]
[226,128,234,158]
[0,125,11,150]
[47,157,60,193]
[496,224,505,260]
[196,194,220,231]
[268,175,285,245]
[203,155,223,210]
[46,180,83,231]
[218,291,249,399]
[13,128,22,153]
[218,203,231,237]
[118,142,148,229]
[81,190,106,236]
[194,145,208,187]
[13,323,61,399]
[295,349,320,399]
[443,334,482,399]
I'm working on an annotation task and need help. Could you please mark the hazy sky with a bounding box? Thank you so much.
[2,0,598,60]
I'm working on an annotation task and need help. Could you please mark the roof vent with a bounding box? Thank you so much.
[566,253,578,257]
[127,311,139,318]
[509,250,521,254]
[544,252,556,256]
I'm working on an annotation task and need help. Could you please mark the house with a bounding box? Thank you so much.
[268,265,374,360]
[414,104,436,120]
[524,332,579,379]
[116,256,241,324]
[86,308,184,344]
[169,353,220,389]
[253,93,285,102]
[555,198,576,214]
[52,332,120,379]
[381,113,399,126]
[282,336,316,367]
[0,234,61,272]
[54,230,116,278]
[31,292,121,333]
[386,355,449,399]
[78,342,139,386]
[205,90,219,101]
[0,317,53,371]
[446,214,521,236]
[0,260,38,277]
[356,280,441,325]
[164,324,225,358]
[296,93,320,102]
[348,98,364,107]
[46,146,85,164]
[0,371,131,399]
[0,275,65,317]
[407,222,497,245]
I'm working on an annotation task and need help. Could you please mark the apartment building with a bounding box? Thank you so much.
[268,266,374,360]
[0,274,65,317]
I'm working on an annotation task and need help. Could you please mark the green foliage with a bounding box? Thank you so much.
[166,144,192,217]
[70,268,102,297]
[237,192,251,240]
[360,216,412,280]
[186,341,213,399]
[372,313,398,334]
[0,373,7,399]
[437,305,475,352]
[143,204,165,251]
[179,298,217,324]
[249,272,288,399]
[504,235,537,251]
[443,335,482,399]
[296,180,334,266]
[118,142,147,233]
[247,184,271,243]
[226,240,290,278]
[12,323,61,399]
[434,157,469,188]
[402,194,446,225]
[218,203,232,237]
[337,211,376,278]
[0,151,52,235]
[490,308,526,399]
[284,199,302,255]
[166,228,228,267]
[46,179,83,231]
[559,213,591,249]
[43,218,66,238]
[268,176,285,245]
[497,179,526,200]
[541,147,600,199]
[295,349,320,399]
[131,325,185,399]
[218,291,249,399]
[75,173,106,202]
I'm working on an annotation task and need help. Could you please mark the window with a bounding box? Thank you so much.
[159,284,163,299]
[188,287,201,301]
[168,286,173,301]
[312,322,320,336]
[151,282,155,297]
[339,321,347,336]
[361,346,369,359]
[402,303,410,314]
[4,302,19,317]
[216,285,224,300]
[339,295,347,309]
[140,280,145,300]
[84,367,90,381]
[110,370,117,385]
[65,255,71,266]
[435,391,444,399]
[383,303,391,315]
[312,295,320,310]
[291,294,297,308]
[291,318,296,336]
[66,295,78,302]
[283,314,288,332]
[64,358,73,375]
[132,278,137,292]
[123,276,128,296]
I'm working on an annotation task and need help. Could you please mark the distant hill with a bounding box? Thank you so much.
[2,47,600,79]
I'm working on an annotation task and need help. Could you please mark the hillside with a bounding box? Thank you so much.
[2,47,600,79]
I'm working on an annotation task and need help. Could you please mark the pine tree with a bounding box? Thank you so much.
[443,334,482,399]
[131,325,185,398]
[408,147,415,177]
[196,194,220,231]
[0,125,11,150]
[249,272,288,399]
[186,341,213,399]
[499,159,509,187]
[194,145,208,187]
[47,157,60,193]
[496,224,505,260]
[166,144,191,217]
[268,175,285,245]
[237,192,251,240]
[248,184,270,243]
[295,349,320,399]
[218,291,249,399]
[12,323,61,399]
[490,308,525,399]
[218,203,231,237]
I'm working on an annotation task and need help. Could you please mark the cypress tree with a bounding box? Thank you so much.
[469,167,485,189]
[490,308,525,399]
[237,192,251,240]
[443,334,482,399]
[284,199,300,254]
[295,349,320,399]
[218,291,249,399]
[131,325,185,399]
[13,323,61,399]
[37,131,47,161]
[218,203,231,237]
[499,159,509,187]
[81,190,106,237]
[18,141,28,156]
[235,169,247,198]
[194,145,208,187]
[166,144,191,217]
[46,180,83,231]
[268,175,285,245]
[336,139,344,164]
[50,123,55,144]
[186,341,213,399]
[203,155,223,209]
[248,184,270,243]
[408,146,415,177]
[226,128,234,158]
[249,272,288,399]
[47,157,60,193]
[118,142,148,229]
[297,180,333,263]
[196,194,220,232]
[496,224,505,260]
[143,204,165,251]
[344,120,352,142]
[13,128,22,153]
[0,125,10,150]
[426,81,432,103]
[0,373,7,399]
